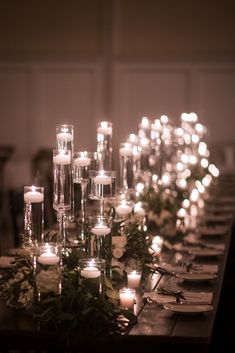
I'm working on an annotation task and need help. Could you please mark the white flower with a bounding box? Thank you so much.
[113,247,124,259]
[112,235,127,248]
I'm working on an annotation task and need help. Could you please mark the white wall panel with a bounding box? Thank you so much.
[197,67,235,144]
[32,63,102,153]
[112,63,191,144]
[0,67,31,158]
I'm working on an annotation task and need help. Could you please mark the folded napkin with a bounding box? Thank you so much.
[143,290,213,304]
[161,263,218,274]
[0,256,15,268]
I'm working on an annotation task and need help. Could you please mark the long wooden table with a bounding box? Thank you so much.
[0,174,234,353]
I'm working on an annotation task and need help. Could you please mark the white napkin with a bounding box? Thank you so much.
[161,263,218,274]
[143,290,213,304]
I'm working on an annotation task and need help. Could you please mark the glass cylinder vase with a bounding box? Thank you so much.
[24,185,44,247]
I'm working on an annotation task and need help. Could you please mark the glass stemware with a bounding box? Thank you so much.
[53,150,72,244]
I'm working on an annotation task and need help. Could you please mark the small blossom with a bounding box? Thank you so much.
[112,247,124,259]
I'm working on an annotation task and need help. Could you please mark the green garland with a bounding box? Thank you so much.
[0,249,137,347]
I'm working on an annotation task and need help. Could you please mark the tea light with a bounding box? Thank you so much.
[115,202,132,215]
[81,265,101,279]
[127,271,141,289]
[119,287,136,309]
[38,252,59,265]
[91,224,111,236]
[94,174,112,185]
[24,190,44,203]
[56,132,73,142]
[53,153,71,165]
[74,157,91,167]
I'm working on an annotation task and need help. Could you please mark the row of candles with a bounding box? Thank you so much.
[23,112,218,308]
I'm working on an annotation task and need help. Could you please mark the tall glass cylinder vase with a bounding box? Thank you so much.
[56,124,74,222]
[97,121,113,170]
[53,150,72,244]
[119,142,134,191]
[73,151,98,245]
[89,170,116,216]
[89,216,112,277]
[24,186,44,247]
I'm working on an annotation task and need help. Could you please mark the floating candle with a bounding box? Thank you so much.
[119,146,133,157]
[80,266,101,279]
[38,252,60,265]
[56,132,73,142]
[115,204,132,215]
[24,191,44,203]
[53,154,71,165]
[74,157,91,167]
[94,175,112,185]
[91,225,111,236]
[97,121,112,136]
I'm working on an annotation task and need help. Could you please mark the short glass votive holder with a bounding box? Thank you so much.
[89,170,116,200]
[34,243,61,302]
[24,185,44,247]
[79,258,105,299]
[127,270,142,289]
[119,287,136,309]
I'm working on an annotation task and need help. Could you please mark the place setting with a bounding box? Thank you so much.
[143,288,214,315]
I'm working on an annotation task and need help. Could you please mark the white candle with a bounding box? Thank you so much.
[127,271,141,289]
[91,225,111,236]
[115,204,132,215]
[119,287,135,309]
[38,252,60,265]
[53,154,71,165]
[24,191,44,203]
[119,147,133,157]
[81,266,101,279]
[74,157,91,167]
[94,175,112,185]
[56,132,73,142]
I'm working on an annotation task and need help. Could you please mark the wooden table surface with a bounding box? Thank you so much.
[0,175,234,353]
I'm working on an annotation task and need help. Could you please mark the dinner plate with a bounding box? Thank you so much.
[163,303,213,314]
[188,249,223,257]
[175,272,217,282]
